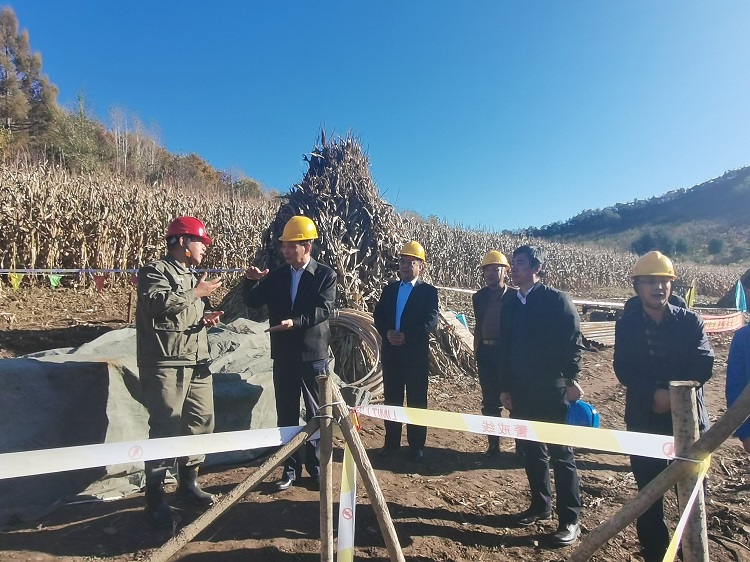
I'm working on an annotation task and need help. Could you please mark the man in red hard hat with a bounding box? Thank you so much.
[136,216,224,528]
[243,215,336,492]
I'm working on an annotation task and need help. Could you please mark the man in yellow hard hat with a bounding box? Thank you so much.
[243,215,337,491]
[373,240,439,462]
[136,216,224,528]
[472,250,515,456]
[498,245,585,546]
[614,250,714,562]
[622,250,687,314]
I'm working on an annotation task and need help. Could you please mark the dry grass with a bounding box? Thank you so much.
[1,160,744,299]
[0,162,276,280]
[407,221,745,298]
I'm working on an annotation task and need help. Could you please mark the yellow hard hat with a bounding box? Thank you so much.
[400,240,426,262]
[480,250,509,268]
[631,251,677,279]
[279,216,318,242]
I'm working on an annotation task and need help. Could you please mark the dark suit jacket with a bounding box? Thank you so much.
[373,278,439,366]
[243,257,336,361]
[498,282,583,393]
[614,303,713,434]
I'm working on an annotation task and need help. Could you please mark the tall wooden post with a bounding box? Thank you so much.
[317,374,334,562]
[332,386,406,562]
[127,289,135,324]
[568,384,750,561]
[670,381,709,562]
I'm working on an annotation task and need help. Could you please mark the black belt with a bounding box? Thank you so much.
[480,339,500,346]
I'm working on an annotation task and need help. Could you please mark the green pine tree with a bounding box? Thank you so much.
[0,7,58,146]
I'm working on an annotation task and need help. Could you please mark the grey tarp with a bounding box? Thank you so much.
[0,318,284,524]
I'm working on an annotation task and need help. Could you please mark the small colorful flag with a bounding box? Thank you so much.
[685,280,696,309]
[350,410,361,431]
[48,274,62,289]
[93,274,107,292]
[8,272,23,290]
[737,280,748,313]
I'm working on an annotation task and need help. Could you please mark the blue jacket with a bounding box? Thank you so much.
[614,304,714,434]
[726,325,750,441]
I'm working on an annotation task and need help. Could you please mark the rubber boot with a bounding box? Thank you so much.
[485,435,500,456]
[144,473,178,528]
[176,464,216,506]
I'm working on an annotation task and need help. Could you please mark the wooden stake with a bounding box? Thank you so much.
[145,419,320,562]
[568,383,750,562]
[318,374,334,562]
[332,386,406,562]
[127,289,134,324]
[671,381,709,562]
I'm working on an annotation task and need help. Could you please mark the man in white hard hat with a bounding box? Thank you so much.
[374,240,439,463]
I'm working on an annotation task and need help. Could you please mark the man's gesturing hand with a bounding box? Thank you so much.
[195,273,222,298]
[245,266,269,281]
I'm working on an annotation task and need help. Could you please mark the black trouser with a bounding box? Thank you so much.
[630,454,670,562]
[512,384,582,524]
[382,353,429,450]
[273,357,325,481]
[476,344,503,418]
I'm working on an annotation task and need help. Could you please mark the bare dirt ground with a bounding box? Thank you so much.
[1,284,750,562]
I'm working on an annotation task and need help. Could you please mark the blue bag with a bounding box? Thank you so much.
[566,400,600,428]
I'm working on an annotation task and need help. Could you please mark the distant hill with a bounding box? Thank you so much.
[527,166,750,264]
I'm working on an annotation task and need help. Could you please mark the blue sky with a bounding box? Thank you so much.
[9,2,750,231]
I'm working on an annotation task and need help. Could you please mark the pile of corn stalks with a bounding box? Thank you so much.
[256,130,407,311]
[217,132,478,392]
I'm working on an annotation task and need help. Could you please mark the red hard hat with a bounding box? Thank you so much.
[165,216,213,245]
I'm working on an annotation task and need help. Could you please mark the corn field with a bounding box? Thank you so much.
[0,162,277,276]
[407,221,746,298]
[0,161,745,299]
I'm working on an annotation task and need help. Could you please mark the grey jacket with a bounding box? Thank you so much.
[136,255,211,367]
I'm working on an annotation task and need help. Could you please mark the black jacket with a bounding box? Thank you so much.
[498,283,583,392]
[373,278,439,366]
[243,258,336,361]
[614,304,714,434]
